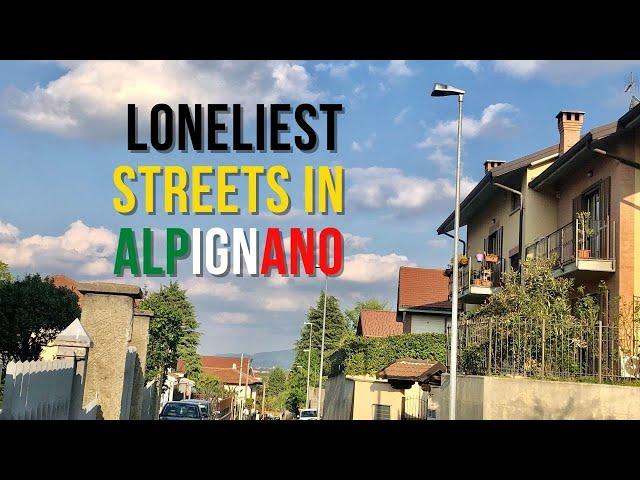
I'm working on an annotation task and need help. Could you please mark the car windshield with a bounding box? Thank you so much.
[300,410,317,418]
[161,403,200,418]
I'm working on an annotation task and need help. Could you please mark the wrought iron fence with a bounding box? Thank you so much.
[456,308,640,383]
[401,394,429,420]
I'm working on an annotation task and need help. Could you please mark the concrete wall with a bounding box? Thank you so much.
[323,375,354,420]
[523,158,558,245]
[129,309,152,420]
[433,374,640,420]
[79,282,142,420]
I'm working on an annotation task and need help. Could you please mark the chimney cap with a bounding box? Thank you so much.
[556,110,585,119]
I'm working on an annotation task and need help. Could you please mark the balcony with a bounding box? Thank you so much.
[525,217,615,279]
[448,258,506,304]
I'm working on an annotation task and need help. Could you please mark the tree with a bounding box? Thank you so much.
[0,260,12,283]
[285,290,349,413]
[0,274,80,365]
[344,298,388,331]
[196,372,227,401]
[139,281,201,385]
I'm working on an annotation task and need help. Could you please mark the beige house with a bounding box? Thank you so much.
[436,103,640,349]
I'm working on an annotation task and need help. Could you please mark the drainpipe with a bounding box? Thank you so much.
[492,181,524,284]
[591,147,640,170]
[442,231,466,256]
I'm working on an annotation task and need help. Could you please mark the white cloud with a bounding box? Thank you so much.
[347,167,476,213]
[183,277,242,300]
[351,133,376,152]
[343,233,372,250]
[428,238,448,248]
[0,220,117,276]
[1,60,321,138]
[418,103,518,150]
[370,60,414,78]
[340,253,415,283]
[493,60,640,85]
[264,296,307,312]
[455,60,481,73]
[353,84,366,96]
[314,61,359,78]
[0,221,19,240]
[393,106,411,125]
[210,312,252,325]
[427,147,454,172]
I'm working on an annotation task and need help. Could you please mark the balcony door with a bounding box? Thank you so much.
[583,187,601,256]
[573,177,610,259]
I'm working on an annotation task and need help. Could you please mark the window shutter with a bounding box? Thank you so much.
[498,226,504,258]
[572,195,581,221]
[483,237,487,254]
[601,176,611,257]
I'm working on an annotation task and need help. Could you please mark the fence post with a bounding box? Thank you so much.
[488,317,493,374]
[598,320,603,384]
[541,317,546,377]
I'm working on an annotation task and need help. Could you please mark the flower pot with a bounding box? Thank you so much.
[480,280,493,287]
[578,249,591,259]
[458,258,469,266]
[484,253,499,263]
[473,278,483,286]
[475,253,484,262]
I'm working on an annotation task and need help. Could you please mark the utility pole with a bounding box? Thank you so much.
[261,378,267,419]
[317,271,328,418]
[237,353,244,420]
[304,321,313,408]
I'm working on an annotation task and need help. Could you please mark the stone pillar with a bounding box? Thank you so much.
[78,282,142,420]
[50,318,93,420]
[129,309,153,420]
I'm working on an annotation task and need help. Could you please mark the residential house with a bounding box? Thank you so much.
[436,104,640,367]
[177,355,262,401]
[396,266,452,334]
[356,309,403,337]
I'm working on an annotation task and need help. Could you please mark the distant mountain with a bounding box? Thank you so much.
[217,349,295,370]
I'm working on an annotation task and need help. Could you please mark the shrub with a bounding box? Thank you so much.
[330,332,447,376]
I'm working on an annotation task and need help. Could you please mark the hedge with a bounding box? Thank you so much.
[329,333,447,377]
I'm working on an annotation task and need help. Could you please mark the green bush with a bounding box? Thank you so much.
[330,333,447,376]
[460,344,485,375]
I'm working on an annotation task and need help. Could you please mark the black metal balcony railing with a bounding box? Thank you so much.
[451,259,507,297]
[525,217,615,267]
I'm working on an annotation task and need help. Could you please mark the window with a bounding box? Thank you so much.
[511,193,520,212]
[427,409,437,419]
[373,404,391,420]
[487,231,499,255]
[510,252,520,271]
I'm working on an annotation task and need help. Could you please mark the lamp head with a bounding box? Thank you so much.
[431,83,465,97]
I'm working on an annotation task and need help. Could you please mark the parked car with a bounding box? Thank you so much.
[297,408,319,420]
[159,401,206,420]
[181,399,211,419]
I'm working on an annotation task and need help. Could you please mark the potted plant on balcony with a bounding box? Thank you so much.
[443,265,453,277]
[458,254,469,267]
[484,252,499,263]
[576,211,594,259]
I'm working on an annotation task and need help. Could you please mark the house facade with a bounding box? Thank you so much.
[436,104,640,356]
[396,266,452,334]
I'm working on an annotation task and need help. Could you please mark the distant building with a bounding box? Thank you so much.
[51,274,83,306]
[396,266,452,334]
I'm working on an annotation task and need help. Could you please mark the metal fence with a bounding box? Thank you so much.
[525,217,614,266]
[456,311,640,382]
[401,394,429,420]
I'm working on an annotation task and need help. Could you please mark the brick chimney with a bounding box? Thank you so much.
[484,160,505,173]
[557,110,585,155]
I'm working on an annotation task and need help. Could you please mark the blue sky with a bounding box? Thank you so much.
[1,60,639,354]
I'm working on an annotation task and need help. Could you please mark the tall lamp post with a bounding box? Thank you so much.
[431,82,465,420]
[303,321,313,409]
[315,264,328,418]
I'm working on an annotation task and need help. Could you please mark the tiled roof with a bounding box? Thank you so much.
[377,358,446,382]
[397,266,451,312]
[356,310,403,337]
[177,355,261,385]
[51,274,83,305]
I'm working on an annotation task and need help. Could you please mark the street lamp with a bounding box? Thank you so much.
[431,82,465,420]
[303,321,313,409]
[315,264,328,418]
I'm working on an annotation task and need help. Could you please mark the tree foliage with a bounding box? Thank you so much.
[139,281,201,384]
[330,332,447,376]
[0,274,80,364]
[196,372,226,401]
[344,298,388,331]
[0,260,12,284]
[285,290,350,413]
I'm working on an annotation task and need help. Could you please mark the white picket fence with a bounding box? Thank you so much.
[1,358,75,420]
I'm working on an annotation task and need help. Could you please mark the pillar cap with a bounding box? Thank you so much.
[52,318,93,348]
[77,282,143,298]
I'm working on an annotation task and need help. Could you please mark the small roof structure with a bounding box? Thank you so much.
[377,358,446,390]
[51,318,93,348]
